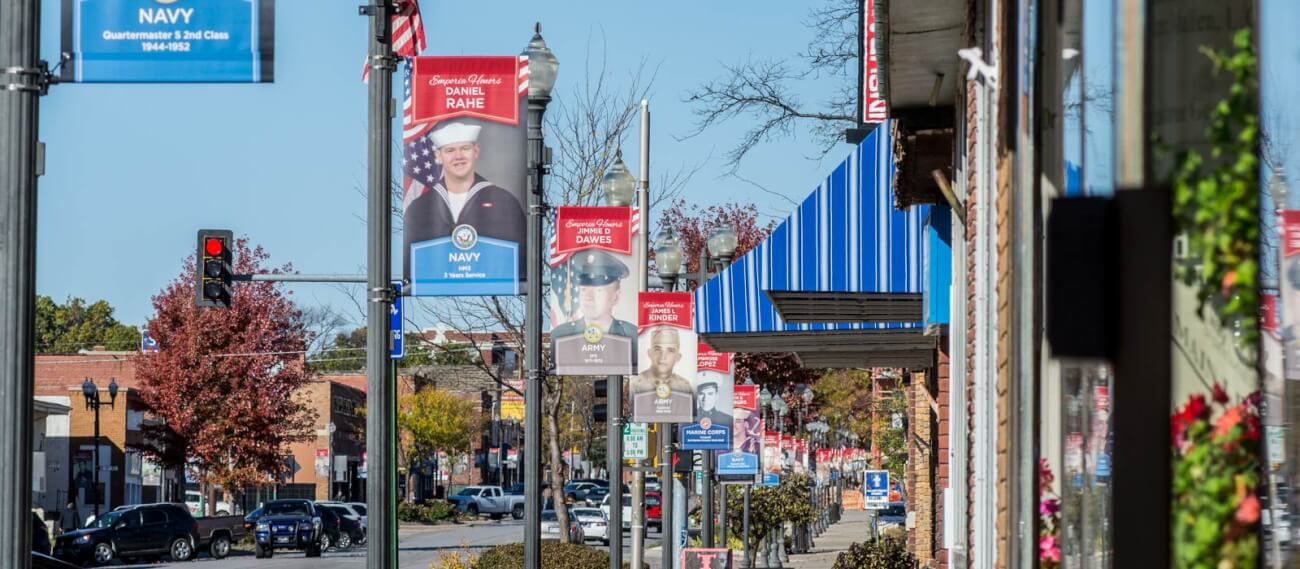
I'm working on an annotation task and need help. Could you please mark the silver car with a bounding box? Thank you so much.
[540,510,584,543]
[572,507,609,545]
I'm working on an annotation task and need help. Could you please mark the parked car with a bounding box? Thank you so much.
[584,486,610,506]
[563,482,601,503]
[572,507,610,545]
[645,491,662,532]
[873,502,906,535]
[250,499,323,559]
[53,503,198,566]
[601,494,633,531]
[184,490,234,517]
[32,512,50,556]
[447,486,526,520]
[645,477,661,492]
[540,509,584,543]
[346,502,368,530]
[316,502,366,550]
[192,513,245,560]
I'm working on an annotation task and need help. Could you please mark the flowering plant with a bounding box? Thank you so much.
[1171,384,1260,568]
[1038,458,1061,569]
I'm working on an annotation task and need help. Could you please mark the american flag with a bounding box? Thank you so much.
[402,62,440,211]
[362,0,426,82]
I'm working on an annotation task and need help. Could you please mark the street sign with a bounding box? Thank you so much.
[865,469,889,509]
[623,422,649,460]
[140,330,159,353]
[390,281,404,359]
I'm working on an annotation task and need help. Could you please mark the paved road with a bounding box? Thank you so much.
[113,520,663,569]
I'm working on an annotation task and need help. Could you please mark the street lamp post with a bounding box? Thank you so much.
[80,378,119,520]
[771,395,788,567]
[653,229,683,568]
[700,226,737,550]
[523,24,558,569]
[602,151,635,569]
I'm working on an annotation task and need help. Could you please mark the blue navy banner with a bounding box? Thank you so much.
[62,0,275,83]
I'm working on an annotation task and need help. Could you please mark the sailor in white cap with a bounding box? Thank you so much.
[403,121,526,275]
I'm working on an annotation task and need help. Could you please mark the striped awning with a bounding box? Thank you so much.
[694,123,930,350]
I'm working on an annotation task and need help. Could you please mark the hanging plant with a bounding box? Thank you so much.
[1170,28,1259,344]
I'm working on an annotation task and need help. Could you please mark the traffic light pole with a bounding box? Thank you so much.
[1,0,42,565]
[362,2,397,569]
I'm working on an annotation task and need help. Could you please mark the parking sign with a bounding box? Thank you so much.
[865,469,889,509]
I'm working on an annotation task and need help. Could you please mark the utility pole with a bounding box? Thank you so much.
[1,0,42,565]
[629,99,650,569]
[362,1,396,568]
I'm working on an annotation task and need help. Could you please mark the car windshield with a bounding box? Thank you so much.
[541,511,558,522]
[646,496,660,506]
[89,512,122,529]
[573,509,602,518]
[457,488,480,496]
[263,502,310,516]
[351,505,367,515]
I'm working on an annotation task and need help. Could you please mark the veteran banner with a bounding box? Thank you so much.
[632,292,697,423]
[550,206,639,375]
[681,343,733,450]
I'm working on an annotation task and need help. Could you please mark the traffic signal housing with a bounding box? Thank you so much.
[195,230,233,308]
[593,378,609,422]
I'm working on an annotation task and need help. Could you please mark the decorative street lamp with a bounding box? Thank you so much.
[707,225,739,265]
[655,229,684,291]
[80,377,118,520]
[602,152,636,207]
[523,22,558,569]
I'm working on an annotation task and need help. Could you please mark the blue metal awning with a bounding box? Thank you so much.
[693,124,937,366]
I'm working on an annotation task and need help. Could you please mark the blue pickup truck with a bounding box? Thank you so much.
[247,499,323,559]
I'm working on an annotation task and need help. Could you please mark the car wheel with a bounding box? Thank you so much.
[319,532,332,551]
[216,510,230,516]
[512,504,525,520]
[210,534,232,559]
[169,537,194,561]
[337,531,352,550]
[91,542,114,566]
[253,542,268,559]
[306,542,322,558]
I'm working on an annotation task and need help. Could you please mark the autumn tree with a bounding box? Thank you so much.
[136,239,317,509]
[659,200,820,401]
[36,295,140,353]
[397,388,479,498]
[812,369,906,482]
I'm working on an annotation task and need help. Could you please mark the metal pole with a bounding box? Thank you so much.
[363,1,396,567]
[608,374,624,569]
[699,252,715,550]
[662,424,674,568]
[742,487,752,568]
[524,94,551,569]
[719,482,728,548]
[0,0,40,561]
[629,98,650,569]
[93,402,100,520]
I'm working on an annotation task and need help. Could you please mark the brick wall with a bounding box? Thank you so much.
[36,352,138,396]
[908,372,933,566]
[936,345,951,568]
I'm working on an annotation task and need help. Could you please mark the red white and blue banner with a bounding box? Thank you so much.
[631,292,697,423]
[718,383,760,478]
[403,56,530,296]
[693,126,928,336]
[550,207,640,376]
[681,344,733,450]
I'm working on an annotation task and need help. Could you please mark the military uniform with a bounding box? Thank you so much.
[552,250,636,374]
[629,372,694,397]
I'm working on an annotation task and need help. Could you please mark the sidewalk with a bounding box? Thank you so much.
[643,508,871,569]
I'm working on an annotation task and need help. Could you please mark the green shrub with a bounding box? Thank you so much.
[831,536,916,569]
[398,501,461,524]
[472,542,649,569]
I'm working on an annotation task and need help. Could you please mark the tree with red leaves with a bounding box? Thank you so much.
[136,238,317,507]
[659,200,820,408]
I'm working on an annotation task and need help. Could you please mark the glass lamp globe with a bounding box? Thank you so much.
[523,23,558,98]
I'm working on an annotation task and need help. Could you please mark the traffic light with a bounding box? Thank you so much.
[594,378,608,398]
[593,378,609,422]
[195,230,233,308]
[673,449,694,473]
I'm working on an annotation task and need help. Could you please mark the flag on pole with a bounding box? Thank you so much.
[362,0,427,82]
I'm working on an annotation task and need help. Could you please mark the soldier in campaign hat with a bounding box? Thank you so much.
[552,250,636,341]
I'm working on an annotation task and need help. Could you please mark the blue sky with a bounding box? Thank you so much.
[36,1,850,330]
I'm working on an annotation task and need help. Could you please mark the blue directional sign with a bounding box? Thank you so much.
[865,469,889,508]
[63,0,275,83]
[390,281,404,359]
[140,329,158,353]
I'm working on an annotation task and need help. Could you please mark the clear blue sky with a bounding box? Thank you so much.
[36,1,850,330]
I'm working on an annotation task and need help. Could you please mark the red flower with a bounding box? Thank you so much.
[1235,493,1260,525]
[1213,405,1245,440]
[1185,394,1209,420]
[1039,498,1061,517]
[1039,458,1055,487]
[1212,383,1229,404]
[1039,535,1061,563]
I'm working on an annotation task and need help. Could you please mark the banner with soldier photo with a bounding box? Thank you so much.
[681,343,733,450]
[631,292,697,423]
[404,56,529,296]
[718,383,760,478]
[550,206,640,375]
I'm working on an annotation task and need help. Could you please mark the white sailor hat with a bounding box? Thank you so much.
[430,122,482,148]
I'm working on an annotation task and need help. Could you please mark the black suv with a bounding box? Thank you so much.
[53,503,197,566]
[250,499,323,558]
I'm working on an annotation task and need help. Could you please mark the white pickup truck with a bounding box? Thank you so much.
[447,486,526,520]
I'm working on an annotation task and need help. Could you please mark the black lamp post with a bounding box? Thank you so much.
[80,377,118,520]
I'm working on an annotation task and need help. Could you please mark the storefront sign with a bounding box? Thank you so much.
[63,0,275,83]
[551,207,639,375]
[405,56,529,296]
[631,292,697,423]
[860,0,886,123]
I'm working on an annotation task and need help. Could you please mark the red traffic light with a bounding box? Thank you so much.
[204,237,224,257]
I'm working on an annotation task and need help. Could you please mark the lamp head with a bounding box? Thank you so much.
[523,23,558,98]
[706,225,738,260]
[654,229,683,278]
[601,152,636,206]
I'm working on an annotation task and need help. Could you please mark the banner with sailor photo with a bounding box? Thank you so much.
[549,206,640,376]
[404,56,529,296]
[631,292,698,423]
[717,383,759,479]
[681,343,733,450]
